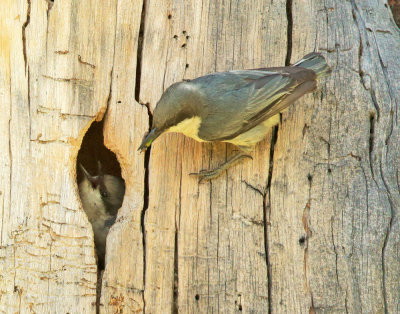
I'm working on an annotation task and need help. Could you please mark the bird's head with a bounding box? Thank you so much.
[79,162,107,197]
[79,162,125,213]
[138,82,198,152]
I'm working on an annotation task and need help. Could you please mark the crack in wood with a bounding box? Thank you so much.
[302,174,313,297]
[330,216,339,286]
[6,74,13,247]
[370,31,398,121]
[351,3,399,312]
[21,0,31,73]
[360,166,371,227]
[172,228,179,313]
[285,0,293,66]
[369,113,377,184]
[309,295,315,314]
[384,110,394,149]
[135,0,147,103]
[379,161,396,314]
[78,55,96,69]
[41,75,93,89]
[173,159,183,313]
[46,0,54,24]
[135,1,149,313]
[264,125,278,314]
[241,180,264,197]
[351,0,381,120]
[140,100,151,314]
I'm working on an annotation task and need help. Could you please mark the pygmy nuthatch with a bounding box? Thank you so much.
[78,162,125,268]
[139,52,331,181]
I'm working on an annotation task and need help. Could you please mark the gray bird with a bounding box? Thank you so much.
[78,162,125,268]
[139,52,331,181]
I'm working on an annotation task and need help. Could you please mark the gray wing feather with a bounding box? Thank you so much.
[195,68,314,141]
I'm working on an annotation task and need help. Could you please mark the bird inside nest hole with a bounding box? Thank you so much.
[76,120,125,270]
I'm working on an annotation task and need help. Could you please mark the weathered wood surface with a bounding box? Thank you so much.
[1,0,399,313]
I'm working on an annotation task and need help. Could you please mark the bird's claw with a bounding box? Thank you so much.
[189,153,253,183]
[189,169,222,183]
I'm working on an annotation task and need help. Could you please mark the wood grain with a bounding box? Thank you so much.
[0,0,399,313]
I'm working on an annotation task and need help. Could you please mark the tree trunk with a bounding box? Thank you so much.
[1,0,399,313]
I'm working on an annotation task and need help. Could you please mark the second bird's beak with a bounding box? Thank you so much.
[138,128,161,152]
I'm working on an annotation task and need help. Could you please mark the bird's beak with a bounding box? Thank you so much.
[79,163,92,180]
[79,163,100,187]
[138,128,161,152]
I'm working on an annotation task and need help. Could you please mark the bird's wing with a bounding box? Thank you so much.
[197,67,316,141]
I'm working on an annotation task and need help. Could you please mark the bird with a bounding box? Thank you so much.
[78,162,125,269]
[139,52,331,182]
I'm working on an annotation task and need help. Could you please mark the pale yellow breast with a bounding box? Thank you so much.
[224,114,280,149]
[167,116,206,142]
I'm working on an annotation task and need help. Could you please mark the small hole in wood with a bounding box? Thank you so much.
[185,64,189,68]
[238,305,243,311]
[167,14,172,19]
[173,35,178,39]
[299,236,306,245]
[77,120,125,272]
[181,43,186,48]
[195,294,200,300]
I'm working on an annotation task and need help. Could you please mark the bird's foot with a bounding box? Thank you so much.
[190,168,224,183]
[190,153,252,183]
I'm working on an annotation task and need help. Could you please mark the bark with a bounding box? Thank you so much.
[0,0,399,313]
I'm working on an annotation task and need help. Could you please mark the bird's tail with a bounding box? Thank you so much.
[293,52,331,78]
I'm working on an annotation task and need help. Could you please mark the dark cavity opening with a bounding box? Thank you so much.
[369,113,375,154]
[76,120,125,272]
[298,235,306,245]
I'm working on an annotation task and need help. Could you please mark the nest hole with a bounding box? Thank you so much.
[77,120,125,271]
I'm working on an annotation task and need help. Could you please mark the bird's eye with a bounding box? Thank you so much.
[101,191,108,198]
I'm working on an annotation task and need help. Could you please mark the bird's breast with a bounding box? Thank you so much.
[224,114,280,150]
[167,116,206,142]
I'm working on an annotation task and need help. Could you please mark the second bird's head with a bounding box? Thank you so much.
[138,82,199,152]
